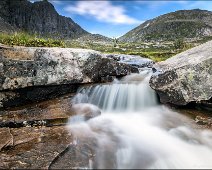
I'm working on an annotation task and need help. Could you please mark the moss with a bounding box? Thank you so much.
[188,72,194,81]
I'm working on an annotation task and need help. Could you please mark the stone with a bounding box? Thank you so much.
[105,54,154,68]
[0,45,136,108]
[0,128,13,151]
[0,93,75,128]
[0,126,97,169]
[150,40,212,105]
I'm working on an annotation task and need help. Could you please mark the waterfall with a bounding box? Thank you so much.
[68,69,212,169]
[72,69,157,112]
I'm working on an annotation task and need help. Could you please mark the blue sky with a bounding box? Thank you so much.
[32,0,212,38]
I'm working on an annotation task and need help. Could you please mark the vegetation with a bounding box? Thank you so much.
[0,32,65,47]
[119,9,212,43]
[65,39,195,62]
[0,32,207,62]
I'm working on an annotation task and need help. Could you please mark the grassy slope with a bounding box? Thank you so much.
[1,32,211,62]
[0,32,65,47]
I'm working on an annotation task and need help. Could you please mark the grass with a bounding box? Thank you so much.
[0,32,200,62]
[65,40,190,62]
[0,32,65,47]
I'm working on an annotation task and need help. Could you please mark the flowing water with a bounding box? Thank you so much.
[68,69,212,169]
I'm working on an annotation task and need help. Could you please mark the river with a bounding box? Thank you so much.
[68,69,212,169]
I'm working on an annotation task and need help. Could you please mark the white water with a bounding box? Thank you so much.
[68,69,212,169]
[72,69,157,112]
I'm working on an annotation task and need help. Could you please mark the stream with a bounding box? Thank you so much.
[68,69,212,169]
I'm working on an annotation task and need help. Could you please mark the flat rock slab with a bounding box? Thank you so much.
[0,126,71,169]
[0,126,95,169]
[0,93,75,126]
[0,128,13,150]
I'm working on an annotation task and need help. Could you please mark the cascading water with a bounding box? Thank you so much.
[68,69,212,169]
[72,69,157,112]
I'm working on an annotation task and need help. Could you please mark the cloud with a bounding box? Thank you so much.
[64,1,141,25]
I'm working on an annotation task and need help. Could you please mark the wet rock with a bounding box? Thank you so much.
[0,93,75,127]
[49,138,96,169]
[200,100,212,111]
[0,126,97,169]
[0,128,13,151]
[150,40,212,105]
[195,116,212,125]
[0,126,71,169]
[0,84,79,108]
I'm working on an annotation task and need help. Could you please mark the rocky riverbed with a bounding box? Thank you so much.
[0,92,211,169]
[0,92,97,169]
[0,40,212,168]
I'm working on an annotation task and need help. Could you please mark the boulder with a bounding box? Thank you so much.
[105,54,154,68]
[0,45,137,108]
[149,40,212,105]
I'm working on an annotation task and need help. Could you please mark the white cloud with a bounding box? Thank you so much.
[64,1,141,25]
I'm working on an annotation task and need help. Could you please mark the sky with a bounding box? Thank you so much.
[31,0,212,38]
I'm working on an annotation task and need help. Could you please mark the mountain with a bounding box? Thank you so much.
[0,17,16,33]
[0,0,88,39]
[73,34,113,45]
[119,9,212,43]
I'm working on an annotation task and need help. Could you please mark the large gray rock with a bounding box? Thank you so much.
[150,40,212,105]
[0,45,137,108]
[105,54,154,68]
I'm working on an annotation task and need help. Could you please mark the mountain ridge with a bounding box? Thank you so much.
[119,9,212,43]
[0,0,88,39]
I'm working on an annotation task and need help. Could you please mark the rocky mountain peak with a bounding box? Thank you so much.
[119,9,212,43]
[0,0,88,39]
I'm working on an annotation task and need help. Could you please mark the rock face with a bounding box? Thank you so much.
[119,9,212,42]
[0,45,137,108]
[0,17,16,33]
[0,0,88,38]
[149,40,212,105]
